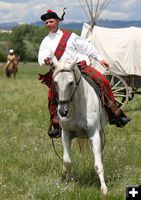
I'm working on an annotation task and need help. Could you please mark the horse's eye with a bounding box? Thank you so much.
[69,81,73,86]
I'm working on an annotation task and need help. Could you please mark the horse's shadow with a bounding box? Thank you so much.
[61,168,101,188]
[75,170,101,188]
[61,165,124,190]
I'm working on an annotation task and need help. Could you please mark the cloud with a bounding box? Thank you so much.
[0,2,27,22]
[0,0,141,23]
[99,0,141,21]
[121,0,137,9]
[100,10,131,20]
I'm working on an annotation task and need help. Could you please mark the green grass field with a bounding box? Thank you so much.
[0,63,141,200]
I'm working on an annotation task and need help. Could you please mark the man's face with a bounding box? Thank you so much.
[45,19,59,33]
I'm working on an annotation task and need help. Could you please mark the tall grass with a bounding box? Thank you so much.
[0,63,141,200]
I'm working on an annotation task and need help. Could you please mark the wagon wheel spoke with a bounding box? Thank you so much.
[110,76,115,85]
[103,71,129,109]
[113,86,127,93]
[114,94,128,98]
[115,98,124,105]
[111,79,122,90]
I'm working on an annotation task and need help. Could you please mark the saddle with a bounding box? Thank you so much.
[81,73,103,102]
[81,72,126,126]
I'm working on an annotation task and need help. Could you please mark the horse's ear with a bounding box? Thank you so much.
[69,58,77,71]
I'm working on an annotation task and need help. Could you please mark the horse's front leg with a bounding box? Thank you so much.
[90,129,108,195]
[61,130,73,181]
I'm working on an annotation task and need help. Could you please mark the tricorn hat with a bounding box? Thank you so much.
[41,8,66,21]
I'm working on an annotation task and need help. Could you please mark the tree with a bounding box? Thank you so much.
[0,33,12,61]
[0,41,12,62]
[11,25,27,60]
[24,40,37,62]
[0,24,48,62]
[11,25,47,61]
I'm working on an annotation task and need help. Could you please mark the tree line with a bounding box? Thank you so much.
[0,24,80,63]
[0,24,48,62]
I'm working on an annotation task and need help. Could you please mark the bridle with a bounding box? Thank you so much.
[54,68,81,104]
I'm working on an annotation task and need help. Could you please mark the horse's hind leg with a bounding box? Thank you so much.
[91,129,108,195]
[14,72,16,79]
[14,68,17,79]
[5,69,9,78]
[61,131,73,181]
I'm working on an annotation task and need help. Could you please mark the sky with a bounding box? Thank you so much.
[0,0,141,24]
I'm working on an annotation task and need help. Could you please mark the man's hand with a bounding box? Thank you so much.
[100,59,110,69]
[44,57,52,65]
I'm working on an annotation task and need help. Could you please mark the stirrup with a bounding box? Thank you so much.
[48,128,61,138]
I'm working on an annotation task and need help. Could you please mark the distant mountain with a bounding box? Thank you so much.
[0,22,19,30]
[30,21,84,30]
[97,19,141,28]
[1,20,141,31]
[31,21,84,30]
[31,19,141,30]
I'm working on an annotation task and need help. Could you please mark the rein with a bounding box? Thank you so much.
[55,68,81,104]
[51,138,63,162]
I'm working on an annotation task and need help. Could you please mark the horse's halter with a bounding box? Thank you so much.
[54,68,81,104]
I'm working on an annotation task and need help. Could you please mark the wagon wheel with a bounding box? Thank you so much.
[103,71,129,109]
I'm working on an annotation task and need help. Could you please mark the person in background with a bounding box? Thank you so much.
[38,8,131,138]
[5,49,16,69]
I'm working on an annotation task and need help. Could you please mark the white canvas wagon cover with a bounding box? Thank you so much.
[81,23,141,76]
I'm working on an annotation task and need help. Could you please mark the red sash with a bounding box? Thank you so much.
[38,30,71,87]
[54,30,72,60]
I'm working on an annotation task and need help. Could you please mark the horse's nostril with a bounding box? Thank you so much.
[59,107,68,117]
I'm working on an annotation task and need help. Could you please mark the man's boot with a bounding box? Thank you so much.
[105,100,131,128]
[48,117,61,138]
[116,111,131,127]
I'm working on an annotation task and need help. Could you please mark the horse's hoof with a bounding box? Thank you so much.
[101,186,108,195]
[61,170,67,180]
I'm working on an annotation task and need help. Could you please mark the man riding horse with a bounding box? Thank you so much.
[5,49,19,78]
[38,9,131,138]
[6,49,16,70]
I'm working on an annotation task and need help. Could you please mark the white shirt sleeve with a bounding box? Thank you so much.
[71,33,103,62]
[38,38,52,66]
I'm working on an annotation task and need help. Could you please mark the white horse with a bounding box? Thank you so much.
[52,58,108,195]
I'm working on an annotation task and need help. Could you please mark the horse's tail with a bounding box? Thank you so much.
[99,107,107,151]
[100,129,106,152]
[75,138,90,153]
[75,131,106,153]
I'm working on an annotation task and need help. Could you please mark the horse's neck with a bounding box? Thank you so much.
[79,75,97,96]
[8,62,16,69]
[72,75,100,111]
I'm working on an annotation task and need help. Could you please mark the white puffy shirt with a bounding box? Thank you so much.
[38,29,102,66]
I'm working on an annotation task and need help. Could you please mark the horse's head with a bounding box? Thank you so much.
[52,57,81,118]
